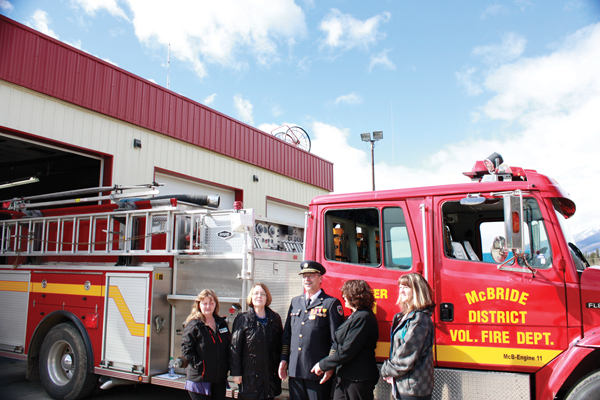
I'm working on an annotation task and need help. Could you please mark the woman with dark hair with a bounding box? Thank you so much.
[311,279,379,400]
[182,289,230,400]
[381,273,435,400]
[230,283,283,400]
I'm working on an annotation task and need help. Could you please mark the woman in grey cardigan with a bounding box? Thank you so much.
[381,273,435,400]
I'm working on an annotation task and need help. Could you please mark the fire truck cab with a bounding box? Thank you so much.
[305,153,600,400]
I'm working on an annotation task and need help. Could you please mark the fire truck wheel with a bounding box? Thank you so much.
[39,322,97,400]
[565,369,600,400]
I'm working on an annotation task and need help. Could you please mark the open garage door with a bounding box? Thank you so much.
[0,133,104,201]
[155,172,234,209]
[266,199,307,226]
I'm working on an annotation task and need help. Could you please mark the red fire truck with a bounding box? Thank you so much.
[0,185,305,399]
[305,153,599,400]
[2,153,599,400]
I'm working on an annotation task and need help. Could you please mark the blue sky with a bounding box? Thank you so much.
[2,0,600,235]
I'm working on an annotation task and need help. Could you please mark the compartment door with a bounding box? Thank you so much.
[102,273,150,373]
[0,271,31,353]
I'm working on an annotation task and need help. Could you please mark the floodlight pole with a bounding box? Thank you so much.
[360,131,383,191]
[370,141,375,191]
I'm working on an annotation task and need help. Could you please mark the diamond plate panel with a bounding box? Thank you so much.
[371,367,529,400]
[252,259,303,319]
[432,368,529,400]
[203,214,245,255]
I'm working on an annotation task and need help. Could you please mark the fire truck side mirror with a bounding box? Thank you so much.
[503,192,524,252]
[490,236,508,263]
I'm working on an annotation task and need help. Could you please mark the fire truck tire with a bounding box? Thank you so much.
[565,369,600,400]
[39,322,97,400]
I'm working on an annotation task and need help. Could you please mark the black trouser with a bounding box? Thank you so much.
[187,381,227,400]
[289,377,334,400]
[332,377,377,400]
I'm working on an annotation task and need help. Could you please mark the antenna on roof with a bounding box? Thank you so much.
[167,43,171,89]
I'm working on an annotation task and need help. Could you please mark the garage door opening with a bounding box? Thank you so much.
[0,134,104,202]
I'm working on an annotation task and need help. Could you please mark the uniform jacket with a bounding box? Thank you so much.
[230,307,283,400]
[281,290,345,380]
[181,315,230,383]
[380,308,434,398]
[318,308,379,381]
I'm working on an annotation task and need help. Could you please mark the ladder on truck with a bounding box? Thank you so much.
[0,184,225,258]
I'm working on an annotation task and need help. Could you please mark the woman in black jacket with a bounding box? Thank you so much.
[311,279,379,400]
[182,289,230,400]
[230,283,283,400]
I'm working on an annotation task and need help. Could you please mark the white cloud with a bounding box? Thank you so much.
[480,4,510,19]
[271,103,283,117]
[29,10,59,39]
[482,24,600,121]
[0,0,14,12]
[473,32,527,65]
[369,48,396,72]
[456,66,483,96]
[66,39,82,49]
[119,0,307,79]
[309,122,374,193]
[234,94,254,125]
[297,56,311,73]
[72,0,129,20]
[203,93,216,106]
[334,92,362,106]
[310,23,600,234]
[319,9,390,51]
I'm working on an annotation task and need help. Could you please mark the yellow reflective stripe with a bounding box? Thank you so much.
[375,341,390,358]
[30,282,102,296]
[0,280,29,292]
[108,285,145,337]
[437,344,562,367]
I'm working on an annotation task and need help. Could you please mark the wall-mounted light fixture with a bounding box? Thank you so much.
[252,175,259,182]
[0,176,40,190]
[133,139,142,149]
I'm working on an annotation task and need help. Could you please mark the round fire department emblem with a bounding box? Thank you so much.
[84,281,91,291]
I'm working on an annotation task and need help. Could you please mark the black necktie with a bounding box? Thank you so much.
[306,297,311,308]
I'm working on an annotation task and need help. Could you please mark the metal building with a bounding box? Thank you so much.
[0,15,333,224]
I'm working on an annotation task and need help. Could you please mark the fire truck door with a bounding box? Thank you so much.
[102,273,150,374]
[433,195,568,373]
[0,271,30,354]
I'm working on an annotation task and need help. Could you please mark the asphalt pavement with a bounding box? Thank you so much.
[0,357,189,400]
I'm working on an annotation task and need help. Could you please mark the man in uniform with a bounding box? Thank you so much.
[279,261,345,400]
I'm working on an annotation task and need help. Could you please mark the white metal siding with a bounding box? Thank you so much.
[266,200,307,226]
[103,274,149,371]
[0,271,30,351]
[0,81,327,216]
[155,172,235,209]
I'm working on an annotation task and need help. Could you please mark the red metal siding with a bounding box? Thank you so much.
[0,15,333,191]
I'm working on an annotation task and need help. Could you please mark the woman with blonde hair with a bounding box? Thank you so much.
[381,273,435,400]
[230,283,283,400]
[182,289,230,400]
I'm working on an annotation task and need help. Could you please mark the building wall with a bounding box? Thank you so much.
[0,15,333,192]
[0,80,328,215]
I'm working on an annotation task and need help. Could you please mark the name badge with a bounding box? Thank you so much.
[219,327,228,334]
